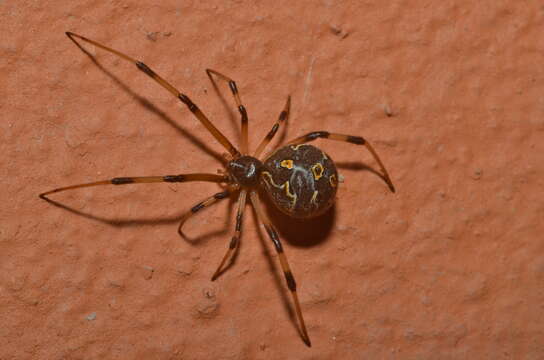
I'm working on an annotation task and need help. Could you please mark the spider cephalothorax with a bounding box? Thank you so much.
[40,32,396,347]
[227,155,263,188]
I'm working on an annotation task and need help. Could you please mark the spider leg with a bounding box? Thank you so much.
[39,173,227,199]
[287,131,396,193]
[65,32,240,158]
[206,69,249,154]
[211,190,247,281]
[249,191,311,347]
[254,96,291,159]
[177,190,231,237]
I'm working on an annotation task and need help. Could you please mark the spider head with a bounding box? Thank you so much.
[227,155,263,188]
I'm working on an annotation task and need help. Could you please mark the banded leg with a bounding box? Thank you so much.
[249,191,311,347]
[211,190,247,280]
[177,190,231,237]
[254,96,291,159]
[39,173,227,199]
[65,32,240,158]
[287,131,396,193]
[206,69,249,154]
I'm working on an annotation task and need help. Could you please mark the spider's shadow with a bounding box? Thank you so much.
[255,160,384,248]
[336,160,382,175]
[45,37,240,241]
[261,192,336,248]
[41,195,232,243]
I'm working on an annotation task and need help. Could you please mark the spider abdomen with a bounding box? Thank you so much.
[261,144,338,219]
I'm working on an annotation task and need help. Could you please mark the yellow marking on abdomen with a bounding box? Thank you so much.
[284,180,297,209]
[329,174,337,188]
[280,159,294,169]
[261,171,298,210]
[310,190,318,205]
[311,163,324,180]
[290,144,306,151]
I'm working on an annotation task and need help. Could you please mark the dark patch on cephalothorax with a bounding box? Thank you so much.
[261,144,338,219]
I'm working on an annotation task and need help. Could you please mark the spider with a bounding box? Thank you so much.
[39,32,396,347]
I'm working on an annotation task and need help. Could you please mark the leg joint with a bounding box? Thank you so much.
[229,236,238,249]
[265,225,283,252]
[112,177,134,185]
[238,105,247,117]
[214,191,230,200]
[346,135,365,145]
[163,175,185,182]
[191,202,205,213]
[266,123,279,140]
[235,213,243,232]
[278,110,288,122]
[229,81,238,94]
[135,61,155,77]
[307,131,330,141]
[285,271,297,291]
[178,94,197,112]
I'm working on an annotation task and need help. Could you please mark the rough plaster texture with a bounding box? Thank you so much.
[2,1,544,359]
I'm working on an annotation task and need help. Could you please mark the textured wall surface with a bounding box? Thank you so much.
[2,1,543,359]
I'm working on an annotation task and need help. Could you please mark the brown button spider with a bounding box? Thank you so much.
[39,32,396,347]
